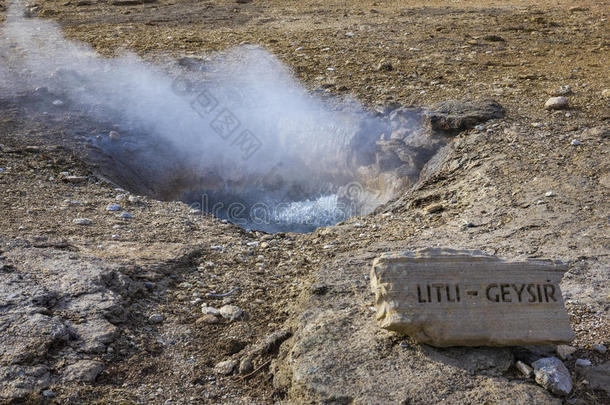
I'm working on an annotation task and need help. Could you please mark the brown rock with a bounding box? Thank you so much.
[196,314,219,324]
[370,248,575,346]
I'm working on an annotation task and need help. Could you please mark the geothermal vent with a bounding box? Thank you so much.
[0,6,502,233]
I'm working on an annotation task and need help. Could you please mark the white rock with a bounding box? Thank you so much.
[219,305,243,321]
[575,358,592,367]
[148,314,163,324]
[201,305,220,316]
[556,344,576,360]
[52,99,64,106]
[532,357,572,396]
[106,204,121,211]
[516,360,533,378]
[73,218,92,226]
[570,139,581,146]
[118,211,132,219]
[544,96,569,110]
[214,359,237,375]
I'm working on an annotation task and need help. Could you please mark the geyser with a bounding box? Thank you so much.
[0,2,448,233]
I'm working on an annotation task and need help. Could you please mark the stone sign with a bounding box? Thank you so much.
[370,248,575,346]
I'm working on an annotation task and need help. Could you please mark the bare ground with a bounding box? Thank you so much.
[0,0,609,404]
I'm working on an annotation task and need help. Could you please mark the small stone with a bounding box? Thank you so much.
[128,195,139,203]
[111,234,120,240]
[219,305,243,321]
[239,358,254,374]
[196,314,219,324]
[425,203,444,214]
[214,359,237,375]
[602,89,610,99]
[592,344,607,354]
[148,314,164,324]
[375,61,393,72]
[532,357,572,396]
[42,390,55,398]
[63,360,104,383]
[482,34,505,42]
[556,344,577,360]
[201,305,220,316]
[73,218,92,226]
[106,204,121,211]
[545,191,555,197]
[474,124,485,131]
[108,131,121,141]
[575,358,592,367]
[190,208,202,215]
[544,96,569,110]
[550,85,572,96]
[516,360,533,378]
[52,99,64,106]
[63,175,88,184]
[118,211,133,219]
[570,139,581,146]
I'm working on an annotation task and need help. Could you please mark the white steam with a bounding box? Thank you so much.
[0,2,397,232]
[0,3,373,176]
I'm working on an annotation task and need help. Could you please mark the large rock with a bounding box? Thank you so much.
[370,248,575,346]
[424,99,505,132]
[532,357,572,396]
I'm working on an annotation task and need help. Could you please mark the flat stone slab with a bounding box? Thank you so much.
[370,248,575,346]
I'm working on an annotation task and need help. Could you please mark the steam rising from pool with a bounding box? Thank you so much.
[0,1,434,233]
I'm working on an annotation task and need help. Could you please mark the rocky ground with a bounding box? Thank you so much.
[0,0,609,404]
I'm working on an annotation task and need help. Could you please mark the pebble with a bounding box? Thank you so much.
[42,390,55,398]
[239,358,254,374]
[592,344,607,354]
[118,211,133,219]
[551,85,572,96]
[106,204,121,212]
[214,359,237,375]
[425,203,444,214]
[73,218,92,226]
[575,358,592,367]
[545,191,555,197]
[375,61,393,71]
[201,305,220,316]
[532,357,572,396]
[148,314,164,324]
[63,175,88,184]
[52,99,64,106]
[602,89,610,99]
[570,139,581,146]
[196,314,219,324]
[128,195,139,203]
[111,234,120,240]
[556,344,577,360]
[108,131,121,141]
[219,305,243,321]
[544,96,569,110]
[474,124,485,131]
[516,360,533,378]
